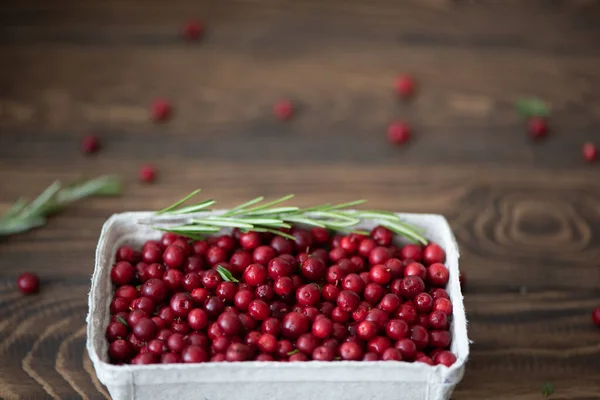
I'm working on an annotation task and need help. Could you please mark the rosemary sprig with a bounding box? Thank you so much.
[0,176,122,236]
[146,190,428,245]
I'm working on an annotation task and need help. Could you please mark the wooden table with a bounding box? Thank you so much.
[1,1,600,399]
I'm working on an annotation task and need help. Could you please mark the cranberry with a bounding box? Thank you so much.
[211,336,230,353]
[427,263,449,287]
[141,278,167,303]
[295,283,320,307]
[339,342,362,360]
[253,246,277,266]
[106,321,129,342]
[326,265,345,284]
[321,284,339,302]
[229,251,252,274]
[365,308,389,330]
[301,257,326,281]
[337,290,360,312]
[142,264,162,282]
[115,285,138,303]
[593,307,600,326]
[417,314,429,328]
[254,284,274,302]
[240,232,261,250]
[109,339,133,361]
[213,282,234,304]
[274,276,294,296]
[289,352,308,362]
[161,269,182,292]
[362,352,379,361]
[161,246,184,269]
[110,297,129,314]
[312,317,333,339]
[404,262,426,280]
[430,288,450,300]
[369,247,391,265]
[204,297,225,319]
[291,229,312,251]
[248,299,270,320]
[382,348,403,361]
[350,256,366,272]
[370,226,392,246]
[159,233,178,248]
[81,134,100,154]
[161,353,181,363]
[428,311,448,330]
[583,142,598,163]
[268,257,295,280]
[414,293,433,313]
[356,321,378,341]
[320,302,335,318]
[170,292,193,317]
[384,258,403,278]
[172,238,192,256]
[352,303,370,322]
[150,98,171,122]
[227,343,251,361]
[339,236,358,255]
[273,99,294,120]
[528,117,548,140]
[366,336,391,356]
[139,164,157,183]
[131,296,155,315]
[281,311,309,339]
[395,304,418,325]
[394,74,415,98]
[189,287,208,305]
[182,19,204,40]
[261,318,281,336]
[127,309,149,327]
[429,330,451,349]
[205,245,227,266]
[268,236,292,255]
[217,312,244,336]
[410,325,429,350]
[387,121,412,145]
[434,350,457,367]
[399,276,425,298]
[394,338,417,360]
[400,244,422,262]
[332,307,350,323]
[132,318,157,341]
[310,227,330,244]
[142,245,162,264]
[342,274,365,294]
[433,297,453,316]
[187,308,208,331]
[116,245,140,263]
[369,264,392,285]
[386,319,408,341]
[379,294,401,314]
[110,262,134,285]
[147,339,166,355]
[358,239,376,258]
[312,346,334,361]
[329,248,347,263]
[181,345,208,363]
[213,235,234,253]
[128,332,145,350]
[423,243,445,265]
[243,263,267,286]
[172,321,191,334]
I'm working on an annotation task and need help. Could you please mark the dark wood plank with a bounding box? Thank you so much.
[1,0,600,399]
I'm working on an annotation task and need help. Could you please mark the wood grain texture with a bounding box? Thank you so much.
[1,0,600,399]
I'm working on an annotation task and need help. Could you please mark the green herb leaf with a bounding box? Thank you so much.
[516,98,549,118]
[216,265,239,283]
[287,349,299,356]
[541,383,554,397]
[156,189,202,215]
[116,316,129,327]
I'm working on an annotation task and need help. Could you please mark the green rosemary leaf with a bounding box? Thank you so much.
[20,181,61,218]
[216,265,239,282]
[250,227,296,240]
[237,218,291,228]
[287,349,300,356]
[156,189,202,215]
[116,316,130,327]
[325,199,367,210]
[243,194,295,214]
[168,199,216,215]
[541,382,554,397]
[0,198,28,222]
[223,196,265,216]
[245,207,300,216]
[55,175,122,204]
[516,98,549,118]
[190,218,254,229]
[379,220,428,245]
[282,216,327,228]
[0,216,46,235]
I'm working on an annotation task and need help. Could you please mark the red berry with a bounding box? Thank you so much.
[339,342,363,360]
[386,319,409,341]
[139,164,157,183]
[273,99,294,121]
[253,246,277,266]
[365,308,389,330]
[131,297,154,315]
[182,345,208,363]
[240,232,261,250]
[427,263,449,287]
[150,98,171,122]
[410,325,429,350]
[243,263,268,286]
[111,261,135,285]
[106,321,129,342]
[342,273,365,294]
[170,292,194,317]
[371,226,393,246]
[395,304,418,325]
[433,350,457,367]
[296,283,321,307]
[336,290,361,312]
[369,247,391,265]
[429,330,451,349]
[217,312,244,337]
[399,276,425,298]
[379,293,401,314]
[141,278,167,303]
[394,74,415,98]
[248,299,270,320]
[423,243,445,265]
[400,244,422,262]
[382,348,403,361]
[369,264,392,285]
[132,318,158,342]
[108,339,133,361]
[182,20,204,41]
[356,321,378,341]
[528,117,548,140]
[583,142,598,163]
[312,346,335,361]
[281,312,309,340]
[404,262,426,281]
[296,333,319,355]
[363,283,384,305]
[428,310,448,330]
[312,317,333,339]
[301,257,327,281]
[591,307,600,327]
[394,338,417,361]
[387,121,412,146]
[433,297,453,316]
[414,292,433,313]
[258,333,278,353]
[81,135,100,154]
[366,336,391,356]
[187,308,208,331]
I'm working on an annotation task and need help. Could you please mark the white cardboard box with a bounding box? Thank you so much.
[87,211,468,400]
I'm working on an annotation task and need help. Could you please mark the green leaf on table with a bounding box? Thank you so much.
[541,382,554,397]
[516,98,549,118]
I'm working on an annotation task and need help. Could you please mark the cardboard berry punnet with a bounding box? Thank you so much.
[87,210,469,400]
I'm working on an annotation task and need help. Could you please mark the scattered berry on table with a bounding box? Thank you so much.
[81,135,100,154]
[394,75,415,99]
[592,307,600,327]
[582,142,597,163]
[528,117,548,140]
[273,99,294,121]
[17,272,40,295]
[139,164,157,183]
[150,98,172,122]
[182,20,204,41]
[387,121,412,146]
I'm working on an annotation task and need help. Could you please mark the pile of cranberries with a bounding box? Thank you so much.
[106,226,457,366]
